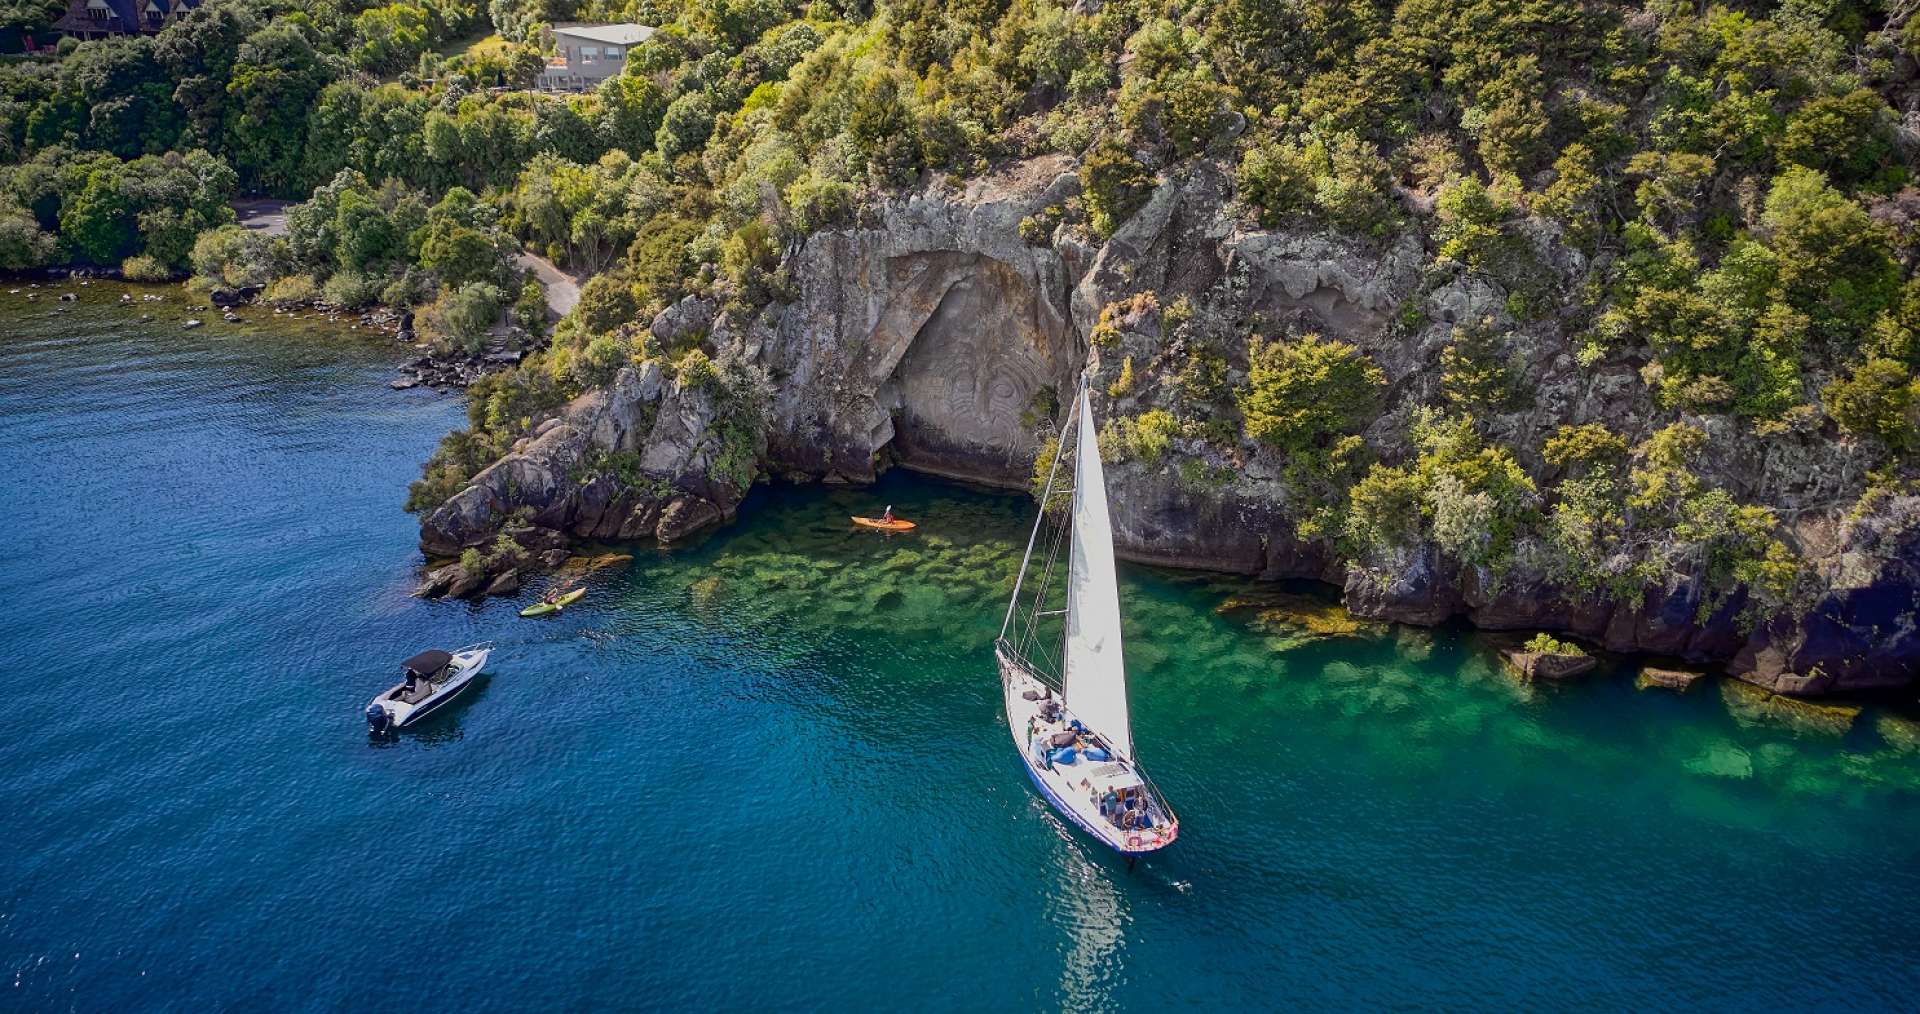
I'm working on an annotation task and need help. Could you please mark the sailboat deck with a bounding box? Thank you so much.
[1001,649,1177,855]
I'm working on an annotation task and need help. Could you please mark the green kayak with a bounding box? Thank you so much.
[519,587,586,617]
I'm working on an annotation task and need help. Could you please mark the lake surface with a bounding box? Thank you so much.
[5,285,1920,1011]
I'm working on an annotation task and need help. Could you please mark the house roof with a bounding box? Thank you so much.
[54,0,196,34]
[552,22,654,46]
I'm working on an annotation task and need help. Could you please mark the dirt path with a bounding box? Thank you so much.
[515,252,580,319]
[230,199,291,237]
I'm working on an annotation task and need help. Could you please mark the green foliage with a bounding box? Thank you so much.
[1762,167,1901,346]
[1439,319,1520,412]
[1433,175,1516,270]
[1523,633,1584,657]
[1238,131,1395,235]
[191,224,277,290]
[423,281,504,352]
[1100,408,1179,466]
[513,276,548,337]
[1823,358,1917,451]
[1080,135,1153,239]
[1239,333,1384,451]
[1542,423,1627,475]
[676,347,719,391]
[120,254,173,281]
[574,268,638,332]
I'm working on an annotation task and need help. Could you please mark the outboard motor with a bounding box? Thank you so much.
[366,703,393,735]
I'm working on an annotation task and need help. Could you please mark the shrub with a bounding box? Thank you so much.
[423,282,504,353]
[676,348,719,391]
[1239,334,1385,450]
[574,274,638,336]
[1108,356,1136,398]
[513,278,549,337]
[1433,175,1516,269]
[1081,136,1155,239]
[120,255,174,282]
[191,226,276,290]
[1523,633,1584,657]
[1439,319,1520,411]
[262,273,322,306]
[1543,424,1628,475]
[1101,409,1180,465]
[322,271,382,309]
[1239,131,1395,235]
[1823,358,1917,450]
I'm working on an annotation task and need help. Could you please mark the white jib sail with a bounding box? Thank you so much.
[1063,387,1133,761]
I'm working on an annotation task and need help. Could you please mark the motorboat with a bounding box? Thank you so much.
[997,379,1178,856]
[366,643,492,734]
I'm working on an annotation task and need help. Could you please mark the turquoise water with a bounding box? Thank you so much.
[5,286,1920,1010]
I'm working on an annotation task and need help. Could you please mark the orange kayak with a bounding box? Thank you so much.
[852,516,916,531]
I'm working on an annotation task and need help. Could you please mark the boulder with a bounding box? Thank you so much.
[656,495,723,543]
[415,563,462,598]
[1637,667,1708,692]
[445,566,486,599]
[484,569,523,596]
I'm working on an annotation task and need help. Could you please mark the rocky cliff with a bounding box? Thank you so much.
[417,155,1920,697]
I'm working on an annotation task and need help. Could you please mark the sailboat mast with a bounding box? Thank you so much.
[1000,386,1081,640]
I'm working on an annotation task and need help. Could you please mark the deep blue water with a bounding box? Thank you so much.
[5,286,1920,1011]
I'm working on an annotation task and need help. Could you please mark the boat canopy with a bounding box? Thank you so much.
[1078,763,1144,793]
[401,650,452,676]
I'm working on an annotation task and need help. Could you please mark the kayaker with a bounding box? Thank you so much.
[542,587,564,605]
[881,504,895,524]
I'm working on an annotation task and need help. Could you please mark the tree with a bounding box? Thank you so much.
[1239,333,1385,450]
[59,164,136,265]
[574,272,636,335]
[656,90,716,163]
[222,20,334,193]
[1763,167,1901,346]
[1823,358,1916,450]
[1080,135,1154,238]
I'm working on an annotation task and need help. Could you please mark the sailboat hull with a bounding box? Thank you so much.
[999,646,1177,856]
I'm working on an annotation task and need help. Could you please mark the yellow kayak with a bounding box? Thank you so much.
[520,587,586,617]
[852,516,916,532]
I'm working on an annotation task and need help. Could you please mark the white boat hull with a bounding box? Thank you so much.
[999,646,1177,856]
[369,645,490,729]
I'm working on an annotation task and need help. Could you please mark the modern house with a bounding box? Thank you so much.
[49,0,198,42]
[536,23,654,93]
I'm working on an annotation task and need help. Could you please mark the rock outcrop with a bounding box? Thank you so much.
[413,156,1920,697]
[1500,648,1599,682]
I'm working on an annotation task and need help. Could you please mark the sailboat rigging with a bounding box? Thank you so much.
[997,378,1178,856]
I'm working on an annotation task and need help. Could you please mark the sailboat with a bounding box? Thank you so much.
[996,379,1178,856]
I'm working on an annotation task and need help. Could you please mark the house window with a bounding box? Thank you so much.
[578,46,598,64]
[605,47,622,62]
[86,0,111,20]
[145,1,162,24]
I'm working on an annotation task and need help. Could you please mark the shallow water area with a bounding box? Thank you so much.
[3,285,1920,1011]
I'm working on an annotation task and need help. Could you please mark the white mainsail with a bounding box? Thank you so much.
[1062,387,1133,761]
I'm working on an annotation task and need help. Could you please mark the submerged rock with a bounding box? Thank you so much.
[1215,589,1385,644]
[1720,679,1861,736]
[1637,667,1708,692]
